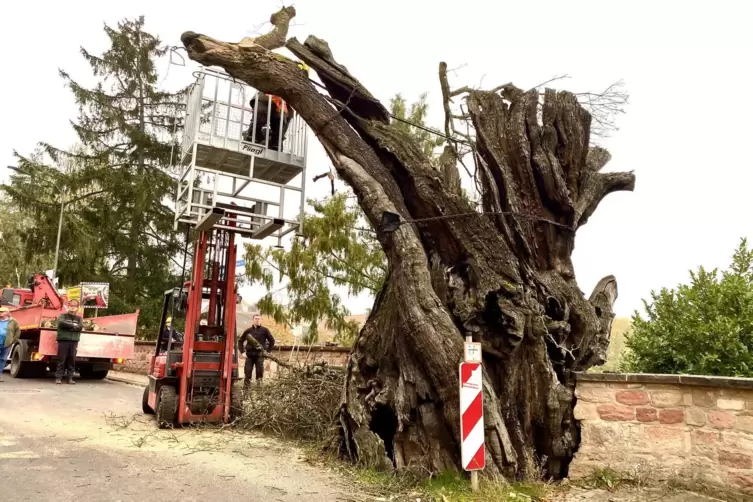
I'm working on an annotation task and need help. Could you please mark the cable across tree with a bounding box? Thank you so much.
[181,7,635,479]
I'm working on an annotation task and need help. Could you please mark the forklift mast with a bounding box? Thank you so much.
[144,67,306,427]
[178,208,239,424]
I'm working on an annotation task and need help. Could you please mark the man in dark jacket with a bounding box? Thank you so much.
[55,299,83,385]
[237,314,275,389]
[243,92,292,152]
[158,317,183,352]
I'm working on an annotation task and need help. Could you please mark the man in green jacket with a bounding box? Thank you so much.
[0,307,21,383]
[55,299,83,385]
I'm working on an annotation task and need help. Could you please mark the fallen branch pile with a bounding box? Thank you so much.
[236,362,344,446]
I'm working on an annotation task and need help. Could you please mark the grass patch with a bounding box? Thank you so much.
[577,467,626,491]
[349,467,554,501]
[589,317,631,373]
[574,465,657,492]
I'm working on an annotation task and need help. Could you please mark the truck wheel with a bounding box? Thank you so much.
[80,368,109,380]
[157,385,177,429]
[229,382,244,422]
[142,385,154,414]
[9,348,31,378]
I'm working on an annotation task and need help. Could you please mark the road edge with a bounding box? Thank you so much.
[106,374,145,387]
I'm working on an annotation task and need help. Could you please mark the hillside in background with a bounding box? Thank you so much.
[593,317,632,372]
[236,300,368,346]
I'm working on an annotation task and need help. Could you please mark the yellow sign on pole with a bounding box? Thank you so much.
[66,286,81,301]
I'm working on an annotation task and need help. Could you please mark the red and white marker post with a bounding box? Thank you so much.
[459,336,484,491]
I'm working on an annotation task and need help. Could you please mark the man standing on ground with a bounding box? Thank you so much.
[55,299,83,385]
[0,307,20,382]
[238,314,275,389]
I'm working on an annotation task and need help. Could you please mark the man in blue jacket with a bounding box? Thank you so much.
[0,307,21,382]
[55,300,83,385]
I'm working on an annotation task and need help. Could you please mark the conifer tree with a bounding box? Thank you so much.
[58,16,186,299]
[5,17,187,336]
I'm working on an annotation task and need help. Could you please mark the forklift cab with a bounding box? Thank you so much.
[148,284,242,382]
[155,287,187,355]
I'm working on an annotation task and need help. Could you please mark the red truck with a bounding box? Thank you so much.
[1,274,139,379]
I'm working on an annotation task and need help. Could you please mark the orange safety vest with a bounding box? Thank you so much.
[266,94,288,115]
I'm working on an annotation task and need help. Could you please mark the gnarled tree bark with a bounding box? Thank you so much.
[182,7,635,480]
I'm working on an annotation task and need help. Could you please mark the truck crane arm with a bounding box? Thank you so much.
[27,273,65,310]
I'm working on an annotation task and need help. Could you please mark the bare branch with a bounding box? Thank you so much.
[312,168,335,196]
[573,79,629,139]
[576,170,636,227]
[528,74,571,91]
[238,6,296,50]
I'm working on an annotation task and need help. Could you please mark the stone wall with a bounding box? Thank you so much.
[570,372,753,498]
[114,341,350,377]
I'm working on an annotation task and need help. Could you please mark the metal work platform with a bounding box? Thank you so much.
[174,67,309,242]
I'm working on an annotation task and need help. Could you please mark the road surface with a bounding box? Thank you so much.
[0,374,358,502]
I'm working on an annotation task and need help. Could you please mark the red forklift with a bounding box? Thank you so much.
[142,208,246,428]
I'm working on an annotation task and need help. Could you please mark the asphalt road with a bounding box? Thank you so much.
[0,374,357,502]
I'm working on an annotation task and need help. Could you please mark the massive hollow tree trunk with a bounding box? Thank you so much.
[182,7,635,480]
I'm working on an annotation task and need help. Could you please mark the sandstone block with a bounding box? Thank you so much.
[578,381,607,388]
[736,416,753,434]
[573,401,599,421]
[686,407,706,427]
[729,471,753,491]
[597,404,635,421]
[575,387,614,404]
[691,430,719,462]
[708,410,736,429]
[645,384,681,391]
[636,407,658,422]
[692,388,716,407]
[658,408,684,424]
[607,382,644,389]
[650,390,683,408]
[581,422,621,447]
[645,425,686,451]
[616,390,649,406]
[719,449,753,469]
[721,431,753,453]
[720,388,753,400]
[691,444,717,461]
[717,398,745,411]
[688,456,724,486]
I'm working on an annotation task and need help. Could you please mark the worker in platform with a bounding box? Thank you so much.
[55,299,83,385]
[238,314,275,389]
[244,92,292,152]
[0,307,21,382]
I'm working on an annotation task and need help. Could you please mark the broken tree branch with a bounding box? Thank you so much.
[239,6,296,50]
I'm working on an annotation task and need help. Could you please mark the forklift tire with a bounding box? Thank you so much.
[229,382,244,422]
[142,385,154,415]
[157,385,178,429]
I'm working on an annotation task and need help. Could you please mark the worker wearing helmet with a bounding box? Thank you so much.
[55,300,83,385]
[243,92,292,152]
[0,307,21,382]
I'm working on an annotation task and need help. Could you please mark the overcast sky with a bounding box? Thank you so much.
[2,0,751,318]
